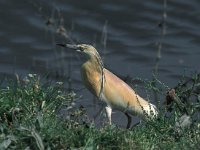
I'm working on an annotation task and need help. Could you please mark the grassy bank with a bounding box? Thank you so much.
[0,74,199,150]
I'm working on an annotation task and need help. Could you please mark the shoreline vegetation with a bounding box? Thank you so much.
[0,73,199,149]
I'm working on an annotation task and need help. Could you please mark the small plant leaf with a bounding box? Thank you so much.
[31,129,44,150]
[0,139,11,149]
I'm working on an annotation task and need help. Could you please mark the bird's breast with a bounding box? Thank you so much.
[81,64,102,97]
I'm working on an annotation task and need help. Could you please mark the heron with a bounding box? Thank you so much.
[57,43,158,128]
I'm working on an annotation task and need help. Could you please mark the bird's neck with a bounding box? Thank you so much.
[81,57,104,97]
[82,56,103,74]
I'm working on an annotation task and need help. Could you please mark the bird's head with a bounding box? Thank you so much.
[56,43,98,59]
[57,43,104,69]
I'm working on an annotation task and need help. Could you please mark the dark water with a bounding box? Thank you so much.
[0,0,200,127]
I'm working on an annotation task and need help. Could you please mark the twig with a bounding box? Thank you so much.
[153,0,167,104]
[166,89,189,115]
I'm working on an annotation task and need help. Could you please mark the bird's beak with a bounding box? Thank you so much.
[56,43,79,50]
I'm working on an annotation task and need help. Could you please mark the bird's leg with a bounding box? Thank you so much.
[125,112,132,129]
[105,106,112,125]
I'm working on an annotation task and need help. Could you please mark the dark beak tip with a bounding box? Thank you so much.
[56,43,78,49]
[56,43,65,47]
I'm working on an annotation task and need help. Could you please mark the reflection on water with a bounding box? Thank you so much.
[0,0,200,126]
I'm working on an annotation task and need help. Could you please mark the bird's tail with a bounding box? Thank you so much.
[143,103,158,119]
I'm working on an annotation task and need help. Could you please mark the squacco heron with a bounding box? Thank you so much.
[57,43,158,128]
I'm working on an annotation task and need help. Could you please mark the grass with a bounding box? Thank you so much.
[0,74,200,150]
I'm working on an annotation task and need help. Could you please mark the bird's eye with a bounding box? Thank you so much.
[80,47,84,52]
